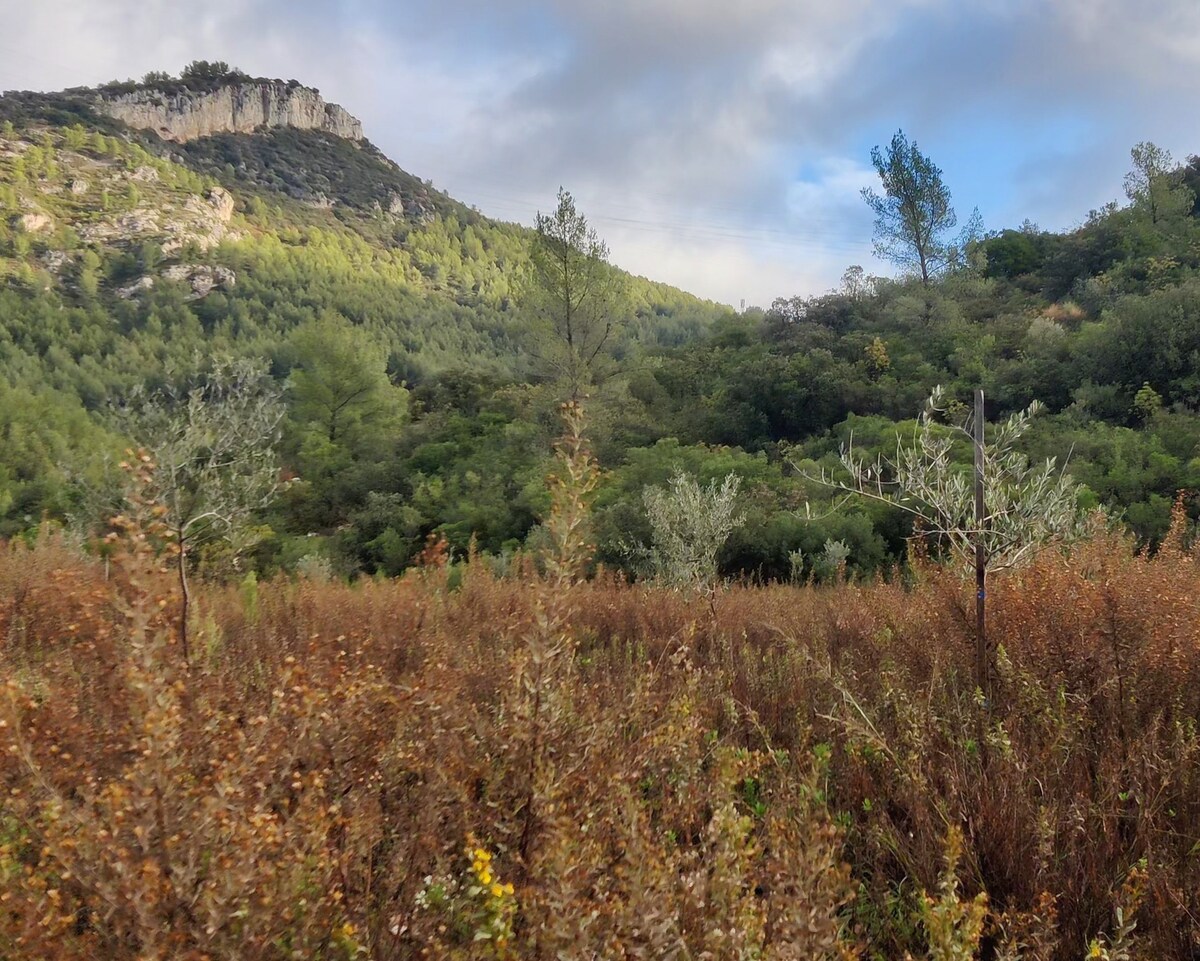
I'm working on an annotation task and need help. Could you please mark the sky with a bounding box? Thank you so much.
[1,0,1199,308]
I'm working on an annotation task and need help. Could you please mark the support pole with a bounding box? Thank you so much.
[974,388,988,700]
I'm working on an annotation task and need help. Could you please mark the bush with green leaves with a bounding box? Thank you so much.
[805,386,1085,572]
[641,470,745,588]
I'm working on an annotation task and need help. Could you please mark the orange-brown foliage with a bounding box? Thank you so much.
[3,520,1200,958]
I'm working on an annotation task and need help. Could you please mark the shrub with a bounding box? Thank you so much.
[3,516,1200,957]
[641,469,745,588]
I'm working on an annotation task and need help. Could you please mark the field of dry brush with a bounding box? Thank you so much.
[3,506,1200,959]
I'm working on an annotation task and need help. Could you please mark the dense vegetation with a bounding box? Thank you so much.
[0,101,722,567]
[5,68,1200,960]
[2,474,1197,959]
[2,72,1200,583]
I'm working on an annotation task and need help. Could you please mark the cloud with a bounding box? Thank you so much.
[606,227,867,313]
[3,0,1200,304]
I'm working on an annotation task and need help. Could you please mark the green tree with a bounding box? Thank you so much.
[525,188,625,400]
[864,337,891,380]
[862,130,965,285]
[180,60,235,86]
[804,387,1084,573]
[118,359,285,664]
[287,316,407,453]
[1133,382,1163,422]
[78,249,101,299]
[641,470,745,589]
[840,264,870,300]
[981,227,1046,279]
[138,240,163,272]
[1124,141,1194,225]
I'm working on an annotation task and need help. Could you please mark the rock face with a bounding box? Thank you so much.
[162,264,236,300]
[17,212,52,233]
[78,187,237,254]
[42,250,70,273]
[98,82,364,143]
[116,275,155,300]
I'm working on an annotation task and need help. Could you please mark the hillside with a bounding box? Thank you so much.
[2,62,1200,580]
[0,66,723,361]
[0,66,729,558]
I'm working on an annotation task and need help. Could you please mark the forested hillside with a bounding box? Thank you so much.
[8,53,1200,961]
[2,66,1200,579]
[0,68,726,570]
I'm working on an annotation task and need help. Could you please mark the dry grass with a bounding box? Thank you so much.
[3,505,1200,958]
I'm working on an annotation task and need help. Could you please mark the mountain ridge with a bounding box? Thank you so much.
[96,80,364,144]
[0,67,728,384]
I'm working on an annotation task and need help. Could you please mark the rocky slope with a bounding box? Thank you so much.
[97,81,363,143]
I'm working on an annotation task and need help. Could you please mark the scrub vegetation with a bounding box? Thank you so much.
[4,69,1200,959]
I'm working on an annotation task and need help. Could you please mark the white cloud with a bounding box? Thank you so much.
[605,226,870,310]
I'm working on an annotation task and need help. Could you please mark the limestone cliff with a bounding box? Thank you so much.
[97,82,364,143]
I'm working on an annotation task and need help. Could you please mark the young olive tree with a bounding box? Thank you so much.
[801,387,1084,693]
[525,188,626,400]
[642,470,745,589]
[117,359,284,663]
[805,387,1083,573]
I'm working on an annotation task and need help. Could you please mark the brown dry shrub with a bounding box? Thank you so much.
[2,513,1200,957]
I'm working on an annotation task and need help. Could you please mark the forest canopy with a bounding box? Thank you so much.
[1,96,1199,580]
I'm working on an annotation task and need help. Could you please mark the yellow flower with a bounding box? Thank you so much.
[503,882,514,895]
[491,883,504,898]
[480,869,493,885]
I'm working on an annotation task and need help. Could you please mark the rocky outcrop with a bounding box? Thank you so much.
[77,186,237,254]
[17,212,52,233]
[160,186,237,255]
[116,275,155,299]
[41,250,70,273]
[162,264,236,300]
[98,82,364,143]
[119,265,235,301]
